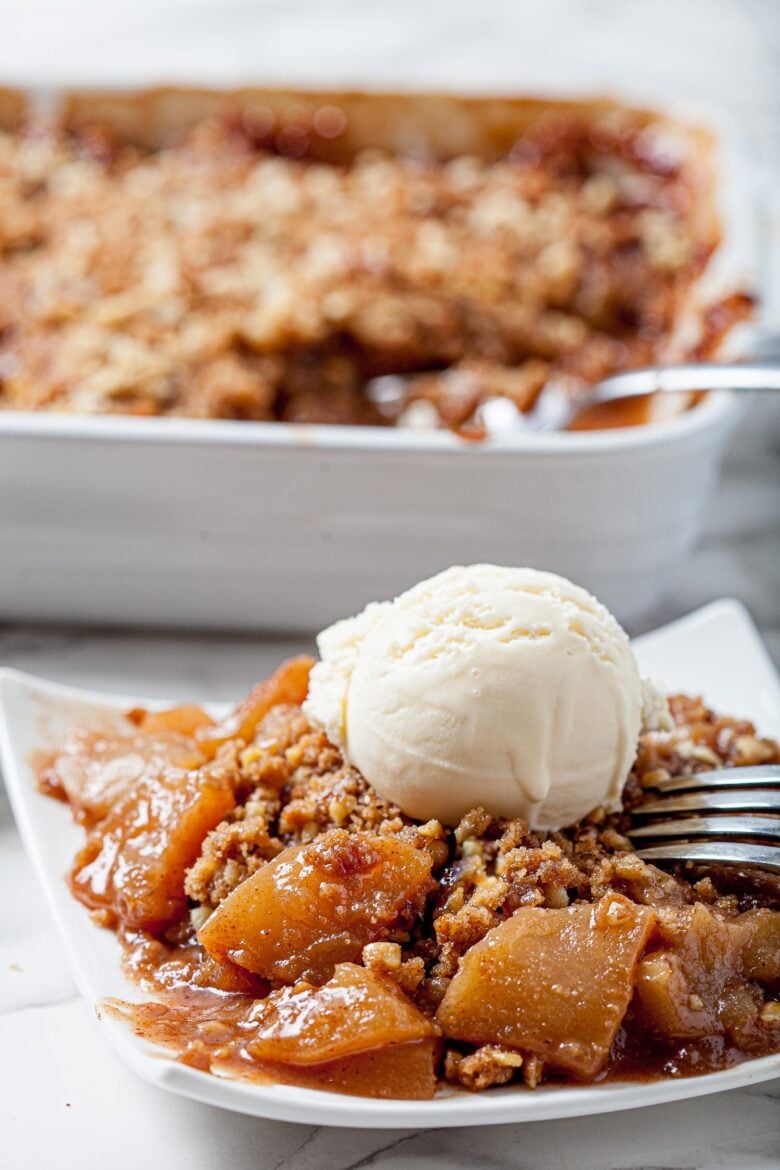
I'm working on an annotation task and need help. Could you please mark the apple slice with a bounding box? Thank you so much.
[70,762,234,932]
[199,828,434,983]
[245,962,439,1099]
[195,656,314,758]
[436,893,656,1078]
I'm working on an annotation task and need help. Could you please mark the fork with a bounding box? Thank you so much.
[626,764,780,875]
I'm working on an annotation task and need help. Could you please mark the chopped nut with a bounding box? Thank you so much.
[640,767,671,788]
[733,736,776,765]
[444,1045,523,1091]
[189,904,212,932]
[491,1048,524,1068]
[759,1002,780,1026]
[522,1054,544,1089]
[417,819,446,840]
[362,941,402,971]
[544,884,569,909]
[327,794,356,825]
[239,746,264,767]
[455,808,492,843]
[688,744,720,766]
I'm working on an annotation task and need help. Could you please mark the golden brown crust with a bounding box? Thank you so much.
[59,86,721,275]
[0,91,727,428]
[55,85,712,164]
[55,84,719,273]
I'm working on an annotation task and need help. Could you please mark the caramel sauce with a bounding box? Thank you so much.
[567,390,705,431]
[108,930,438,1099]
[107,923,778,1097]
[607,1018,758,1084]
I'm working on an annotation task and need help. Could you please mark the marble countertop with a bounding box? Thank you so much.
[1,1,778,1167]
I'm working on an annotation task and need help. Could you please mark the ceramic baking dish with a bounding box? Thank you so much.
[0,86,759,631]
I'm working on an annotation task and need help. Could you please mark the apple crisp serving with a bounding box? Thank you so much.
[0,97,750,431]
[40,658,780,1099]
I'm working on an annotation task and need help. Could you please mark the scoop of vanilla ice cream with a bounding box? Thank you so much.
[304,565,650,830]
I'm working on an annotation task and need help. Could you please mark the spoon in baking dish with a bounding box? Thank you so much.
[374,359,780,434]
[529,359,780,432]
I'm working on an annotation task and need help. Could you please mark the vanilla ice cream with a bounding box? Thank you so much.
[304,565,662,830]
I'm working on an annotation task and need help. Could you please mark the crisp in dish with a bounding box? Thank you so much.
[0,88,750,432]
[40,657,780,1100]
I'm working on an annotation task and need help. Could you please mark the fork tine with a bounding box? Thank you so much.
[634,841,780,875]
[645,765,780,793]
[628,814,780,842]
[633,788,780,816]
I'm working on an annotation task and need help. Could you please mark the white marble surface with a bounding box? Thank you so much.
[1,1,779,1167]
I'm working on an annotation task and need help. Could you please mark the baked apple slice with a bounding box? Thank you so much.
[127,706,215,737]
[195,656,314,758]
[436,893,656,1078]
[70,762,235,933]
[40,726,204,826]
[244,962,439,1099]
[739,908,780,983]
[634,903,780,1040]
[199,828,434,983]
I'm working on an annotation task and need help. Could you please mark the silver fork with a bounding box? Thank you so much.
[626,764,780,875]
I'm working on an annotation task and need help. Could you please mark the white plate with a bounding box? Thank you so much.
[0,598,778,1128]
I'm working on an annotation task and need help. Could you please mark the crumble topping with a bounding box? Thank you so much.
[0,107,739,429]
[41,664,780,1097]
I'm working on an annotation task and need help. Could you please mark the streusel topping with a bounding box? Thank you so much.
[0,109,736,428]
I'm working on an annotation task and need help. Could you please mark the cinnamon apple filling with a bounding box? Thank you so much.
[40,656,780,1099]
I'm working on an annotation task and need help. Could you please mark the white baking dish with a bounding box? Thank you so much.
[0,396,742,630]
[0,86,760,632]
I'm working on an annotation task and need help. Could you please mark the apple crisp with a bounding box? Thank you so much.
[0,102,748,430]
[40,657,780,1099]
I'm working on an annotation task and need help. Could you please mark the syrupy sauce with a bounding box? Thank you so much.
[106,957,276,1086]
[606,1018,756,1084]
[106,926,776,1097]
[108,929,281,1083]
[567,389,704,431]
[107,929,439,1099]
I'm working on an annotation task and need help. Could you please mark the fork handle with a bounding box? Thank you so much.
[597,361,780,399]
